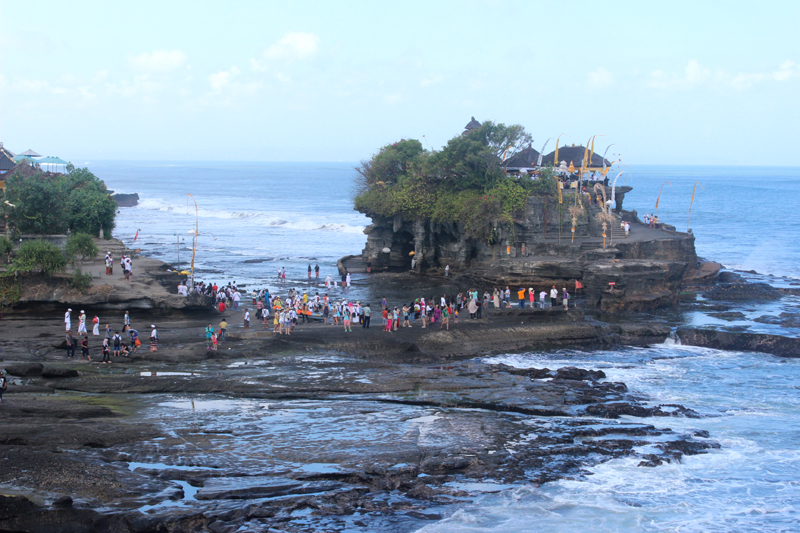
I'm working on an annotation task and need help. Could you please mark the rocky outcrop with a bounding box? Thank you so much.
[348,186,699,312]
[677,327,800,358]
[111,192,139,207]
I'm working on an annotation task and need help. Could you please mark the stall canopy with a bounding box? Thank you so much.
[17,149,41,157]
[37,156,69,173]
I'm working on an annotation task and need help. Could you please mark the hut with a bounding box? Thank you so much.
[462,116,481,136]
[503,144,542,173]
[540,145,610,168]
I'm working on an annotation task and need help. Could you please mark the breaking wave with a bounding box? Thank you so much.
[135,198,365,234]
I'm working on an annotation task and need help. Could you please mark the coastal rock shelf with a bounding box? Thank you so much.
[0,352,717,533]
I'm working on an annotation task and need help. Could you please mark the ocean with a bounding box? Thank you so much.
[93,161,800,532]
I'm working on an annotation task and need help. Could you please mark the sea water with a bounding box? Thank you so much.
[94,161,800,531]
[93,162,800,287]
[417,346,800,533]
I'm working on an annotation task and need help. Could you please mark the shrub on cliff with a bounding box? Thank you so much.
[66,233,99,267]
[3,167,117,237]
[354,121,540,241]
[8,239,67,277]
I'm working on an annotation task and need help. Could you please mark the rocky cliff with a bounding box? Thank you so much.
[346,186,704,312]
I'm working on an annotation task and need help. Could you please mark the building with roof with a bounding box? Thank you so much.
[462,116,481,136]
[503,144,542,173]
[540,145,610,168]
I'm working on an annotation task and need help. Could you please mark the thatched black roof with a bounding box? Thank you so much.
[462,116,481,136]
[503,144,541,170]
[0,154,15,172]
[540,145,610,167]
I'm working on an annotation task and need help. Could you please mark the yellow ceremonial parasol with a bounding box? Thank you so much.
[179,270,191,275]
[409,251,415,256]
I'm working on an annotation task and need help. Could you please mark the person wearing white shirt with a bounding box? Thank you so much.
[233,291,241,310]
[65,308,72,331]
[243,309,250,332]
[549,286,558,308]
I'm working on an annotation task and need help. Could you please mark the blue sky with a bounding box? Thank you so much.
[1,0,799,165]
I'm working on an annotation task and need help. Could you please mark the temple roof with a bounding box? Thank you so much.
[503,144,541,170]
[462,116,481,135]
[540,145,610,167]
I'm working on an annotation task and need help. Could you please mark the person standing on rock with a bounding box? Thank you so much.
[129,327,139,354]
[441,304,450,330]
[562,288,570,310]
[105,252,113,275]
[0,370,6,405]
[233,290,241,311]
[124,311,130,329]
[65,308,72,331]
[205,324,214,348]
[315,263,320,278]
[78,311,87,335]
[243,309,250,333]
[363,303,371,328]
[101,338,111,364]
[529,287,536,308]
[112,331,122,357]
[65,331,76,358]
[468,298,479,319]
[81,335,92,362]
[550,286,558,308]
[518,287,526,309]
[149,325,158,352]
[504,287,511,308]
[92,316,100,336]
[539,290,547,309]
[308,264,312,278]
[445,265,450,277]
[219,319,228,342]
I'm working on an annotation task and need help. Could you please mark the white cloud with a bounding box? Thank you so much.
[649,59,800,91]
[587,67,613,88]
[128,49,188,73]
[209,66,241,93]
[420,75,443,87]
[732,60,800,89]
[384,93,406,104]
[252,32,320,71]
[649,59,711,89]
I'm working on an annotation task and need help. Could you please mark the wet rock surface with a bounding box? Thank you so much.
[0,343,717,532]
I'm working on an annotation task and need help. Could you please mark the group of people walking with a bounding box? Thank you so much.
[63,308,157,362]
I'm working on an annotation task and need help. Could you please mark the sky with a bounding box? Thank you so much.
[1,0,799,165]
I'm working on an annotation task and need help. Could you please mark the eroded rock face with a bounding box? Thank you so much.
[351,191,698,311]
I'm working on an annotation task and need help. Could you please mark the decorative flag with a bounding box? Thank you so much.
[575,280,584,289]
[133,229,139,242]
[537,138,550,166]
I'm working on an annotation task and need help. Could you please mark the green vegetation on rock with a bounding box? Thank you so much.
[2,166,117,237]
[7,239,67,277]
[66,233,99,267]
[354,121,555,241]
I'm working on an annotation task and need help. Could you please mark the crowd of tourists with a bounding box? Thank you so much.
[197,282,573,343]
[63,308,155,362]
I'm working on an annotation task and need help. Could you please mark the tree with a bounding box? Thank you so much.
[64,168,117,237]
[3,173,69,234]
[3,167,117,237]
[10,239,67,276]
[0,236,12,263]
[65,233,99,268]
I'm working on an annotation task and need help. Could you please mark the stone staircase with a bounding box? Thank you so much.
[587,203,626,240]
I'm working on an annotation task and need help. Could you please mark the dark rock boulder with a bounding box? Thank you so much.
[677,327,800,358]
[111,192,139,207]
[41,367,80,378]
[705,282,782,300]
[555,366,606,381]
[5,362,43,376]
